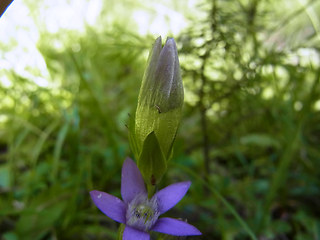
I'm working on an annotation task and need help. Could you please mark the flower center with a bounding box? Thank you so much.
[126,194,160,231]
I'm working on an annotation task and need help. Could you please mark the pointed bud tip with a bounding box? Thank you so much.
[154,36,162,48]
[165,37,177,48]
[165,37,174,42]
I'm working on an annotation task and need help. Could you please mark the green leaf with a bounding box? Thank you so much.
[15,186,70,240]
[2,232,18,240]
[138,131,167,186]
[0,164,10,189]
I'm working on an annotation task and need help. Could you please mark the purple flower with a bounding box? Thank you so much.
[90,158,201,240]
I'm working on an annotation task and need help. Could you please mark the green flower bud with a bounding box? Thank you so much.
[134,36,184,160]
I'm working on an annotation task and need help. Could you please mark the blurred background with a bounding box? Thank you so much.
[0,0,320,239]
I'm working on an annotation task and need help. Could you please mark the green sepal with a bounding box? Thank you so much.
[138,131,167,186]
[135,106,182,161]
[165,131,177,161]
[128,110,140,161]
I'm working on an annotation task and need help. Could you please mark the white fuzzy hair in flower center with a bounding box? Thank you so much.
[126,194,160,231]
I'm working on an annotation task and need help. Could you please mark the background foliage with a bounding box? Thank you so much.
[1,0,320,239]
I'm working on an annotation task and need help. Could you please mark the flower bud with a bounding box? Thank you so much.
[134,36,184,160]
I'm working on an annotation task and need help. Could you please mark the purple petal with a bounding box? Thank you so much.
[123,226,150,240]
[152,181,191,214]
[121,158,147,203]
[142,36,162,87]
[152,217,201,236]
[155,38,175,100]
[90,190,126,223]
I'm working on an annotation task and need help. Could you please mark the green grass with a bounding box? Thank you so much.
[1,0,320,239]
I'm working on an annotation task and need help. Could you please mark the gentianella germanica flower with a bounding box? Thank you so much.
[90,158,201,240]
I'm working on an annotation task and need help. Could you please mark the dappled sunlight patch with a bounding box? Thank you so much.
[314,100,320,111]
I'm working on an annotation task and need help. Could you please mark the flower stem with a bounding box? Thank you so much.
[117,224,125,240]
